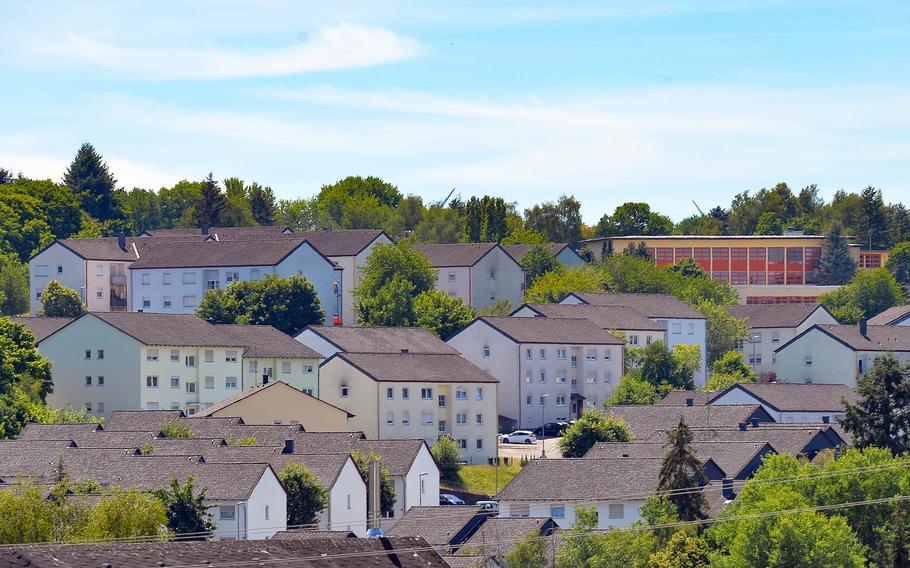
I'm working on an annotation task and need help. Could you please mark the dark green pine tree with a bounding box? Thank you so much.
[193,173,227,228]
[659,418,708,522]
[815,223,857,285]
[248,183,277,226]
[63,143,119,221]
[462,196,483,242]
[480,196,509,242]
[841,354,910,456]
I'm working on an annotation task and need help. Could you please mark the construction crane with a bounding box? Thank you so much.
[692,200,705,216]
[436,187,456,207]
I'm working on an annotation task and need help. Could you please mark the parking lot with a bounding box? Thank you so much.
[497,437,562,460]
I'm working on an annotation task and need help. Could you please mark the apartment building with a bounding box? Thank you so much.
[502,243,585,268]
[318,352,499,463]
[296,325,459,358]
[728,303,838,374]
[29,236,138,315]
[128,238,343,322]
[706,382,858,424]
[579,234,890,305]
[15,313,321,418]
[559,292,708,386]
[412,243,525,310]
[774,320,910,386]
[447,317,624,429]
[511,303,666,347]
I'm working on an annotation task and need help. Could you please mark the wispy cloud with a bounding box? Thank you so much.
[30,24,421,80]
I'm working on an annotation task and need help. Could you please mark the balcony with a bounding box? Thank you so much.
[110,274,127,285]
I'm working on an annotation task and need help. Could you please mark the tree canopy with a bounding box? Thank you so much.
[820,268,903,323]
[38,280,85,318]
[559,410,632,458]
[280,462,328,526]
[841,354,910,455]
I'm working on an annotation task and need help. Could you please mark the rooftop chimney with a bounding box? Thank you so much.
[686,397,694,407]
[859,317,868,339]
[722,478,736,500]
[117,232,127,251]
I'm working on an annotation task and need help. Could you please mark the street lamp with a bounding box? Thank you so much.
[540,393,550,459]
[418,472,428,507]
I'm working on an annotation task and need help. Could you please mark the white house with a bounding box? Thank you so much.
[413,243,525,310]
[296,325,459,358]
[447,316,624,430]
[502,243,585,269]
[728,303,838,375]
[15,312,322,418]
[127,237,343,323]
[511,303,666,347]
[869,305,910,326]
[29,237,138,315]
[707,382,858,424]
[318,352,499,463]
[774,320,910,386]
[496,458,664,529]
[560,292,708,386]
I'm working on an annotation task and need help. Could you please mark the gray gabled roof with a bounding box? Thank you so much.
[497,458,664,501]
[657,390,715,406]
[780,323,910,353]
[8,317,76,343]
[195,381,352,418]
[103,410,186,431]
[869,305,910,326]
[39,237,140,261]
[328,352,499,384]
[516,303,664,332]
[212,324,321,359]
[412,243,511,268]
[129,238,335,269]
[470,316,624,345]
[606,404,773,438]
[564,292,705,320]
[727,303,831,329]
[386,506,486,545]
[584,441,773,479]
[710,383,858,413]
[302,325,458,355]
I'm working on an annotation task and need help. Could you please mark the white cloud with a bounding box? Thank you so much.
[30,24,421,80]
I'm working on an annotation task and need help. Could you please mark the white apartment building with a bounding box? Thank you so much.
[447,317,624,430]
[318,352,499,463]
[774,320,910,386]
[17,312,321,418]
[511,303,666,347]
[560,292,708,386]
[728,303,838,375]
[29,237,138,315]
[128,238,343,323]
[413,243,525,310]
[708,382,857,424]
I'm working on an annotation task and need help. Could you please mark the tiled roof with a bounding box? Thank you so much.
[869,305,910,325]
[0,537,448,568]
[497,458,663,501]
[51,237,141,261]
[16,423,102,440]
[290,229,388,257]
[502,243,572,263]
[8,317,75,343]
[657,390,715,406]
[143,438,228,454]
[62,431,162,449]
[517,303,664,332]
[285,432,367,454]
[195,381,352,418]
[459,517,554,556]
[566,293,705,319]
[270,529,357,540]
[711,383,858,412]
[92,312,245,347]
[180,419,304,445]
[473,316,624,345]
[445,557,487,568]
[793,324,910,352]
[302,325,458,354]
[213,324,321,359]
[584,441,773,479]
[333,352,499,384]
[349,440,426,477]
[129,238,331,269]
[606,404,771,438]
[643,425,842,457]
[269,453,356,489]
[103,410,185,431]
[727,304,829,329]
[140,226,292,239]
[387,506,486,545]
[412,243,500,267]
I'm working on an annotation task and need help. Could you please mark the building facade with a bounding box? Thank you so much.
[413,243,525,310]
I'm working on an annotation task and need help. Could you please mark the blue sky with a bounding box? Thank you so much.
[1,1,908,222]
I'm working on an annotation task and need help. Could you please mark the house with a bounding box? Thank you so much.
[510,303,666,347]
[559,292,708,386]
[456,516,558,559]
[447,317,624,428]
[296,325,459,358]
[606,404,775,440]
[707,382,857,423]
[868,305,910,326]
[502,243,584,268]
[318,352,499,462]
[29,236,139,315]
[727,303,837,374]
[127,238,343,323]
[195,381,352,430]
[412,243,525,310]
[0,537,450,568]
[496,458,666,529]
[584,441,774,481]
[15,313,321,418]
[774,320,910,386]
[642,424,847,460]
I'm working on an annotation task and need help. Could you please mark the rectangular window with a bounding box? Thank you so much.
[731,247,748,261]
[141,296,150,309]
[526,395,533,407]
[421,388,433,400]
[586,348,596,361]
[539,349,546,360]
[456,412,467,425]
[182,272,196,284]
[162,272,171,285]
[185,355,195,367]
[456,389,467,400]
[204,350,214,363]
[186,382,196,394]
[85,402,92,413]
[219,506,236,520]
[96,349,104,359]
[608,504,624,519]
[805,356,813,367]
[85,376,92,386]
[571,355,578,368]
[35,265,49,277]
[96,287,103,299]
[402,412,410,425]
[225,377,238,389]
[182,295,197,307]
[525,348,532,360]
[386,412,394,425]
[146,402,159,410]
[459,439,468,450]
[671,323,682,334]
[767,247,785,266]
[674,247,692,261]
[557,372,566,383]
[303,364,314,373]
[170,349,180,362]
[97,402,104,413]
[556,395,566,406]
[482,345,491,358]
[771,331,780,343]
[511,504,530,518]
[438,394,447,408]
[85,350,91,360]
[340,386,349,397]
[476,413,483,425]
[146,376,158,388]
[97,376,104,386]
[603,349,611,360]
[550,505,565,519]
[586,371,598,384]
[170,377,180,389]
[282,362,291,374]
[248,360,258,373]
[386,387,394,400]
[163,296,172,308]
[204,376,214,389]
[489,271,496,280]
[402,388,409,400]
[656,248,673,263]
[421,412,433,426]
[556,348,566,360]
[141,273,150,285]
[448,271,456,282]
[476,438,484,450]
[539,371,546,383]
[225,271,240,283]
[539,396,546,406]
[225,351,237,363]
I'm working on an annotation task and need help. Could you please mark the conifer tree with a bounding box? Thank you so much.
[192,173,226,228]
[815,223,857,285]
[659,418,708,522]
[841,354,910,455]
[63,143,118,221]
[249,183,277,226]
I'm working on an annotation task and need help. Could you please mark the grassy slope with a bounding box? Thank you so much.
[442,463,523,496]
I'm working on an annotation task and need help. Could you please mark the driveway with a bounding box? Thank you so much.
[497,437,562,460]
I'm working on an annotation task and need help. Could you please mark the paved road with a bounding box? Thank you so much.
[497,437,562,460]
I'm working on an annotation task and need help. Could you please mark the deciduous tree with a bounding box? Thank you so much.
[152,477,214,540]
[248,182,277,226]
[521,246,559,287]
[430,435,462,483]
[559,410,632,458]
[280,462,328,526]
[38,280,86,318]
[414,289,474,340]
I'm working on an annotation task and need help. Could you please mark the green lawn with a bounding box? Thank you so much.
[442,464,523,496]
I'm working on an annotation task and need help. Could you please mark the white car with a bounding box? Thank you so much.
[501,430,537,444]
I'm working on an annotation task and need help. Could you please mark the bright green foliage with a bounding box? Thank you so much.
[82,487,169,541]
[658,418,708,522]
[820,267,903,323]
[351,451,396,516]
[648,530,710,568]
[316,176,401,229]
[463,196,508,242]
[502,223,546,245]
[504,530,549,568]
[524,195,583,245]
[477,299,513,316]
[196,274,324,335]
[280,462,328,526]
[607,375,663,406]
[697,301,748,366]
[152,476,215,539]
[668,257,707,279]
[0,391,94,441]
[555,507,658,568]
[0,318,53,401]
[220,177,255,227]
[887,242,910,284]
[815,224,857,285]
[38,280,86,317]
[521,246,560,287]
[276,197,322,231]
[411,206,462,243]
[160,421,193,439]
[192,173,226,228]
[64,143,119,222]
[524,265,604,303]
[706,351,757,390]
[559,410,632,458]
[248,182,276,226]
[355,241,435,326]
[0,188,54,261]
[675,214,725,235]
[122,188,163,234]
[0,253,29,316]
[754,211,783,235]
[596,202,673,237]
[413,289,474,340]
[388,195,424,235]
[430,435,463,483]
[226,435,257,446]
[634,341,699,390]
[841,354,910,455]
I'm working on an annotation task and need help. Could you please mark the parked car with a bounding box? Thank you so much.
[532,422,569,437]
[440,493,466,506]
[500,430,537,444]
